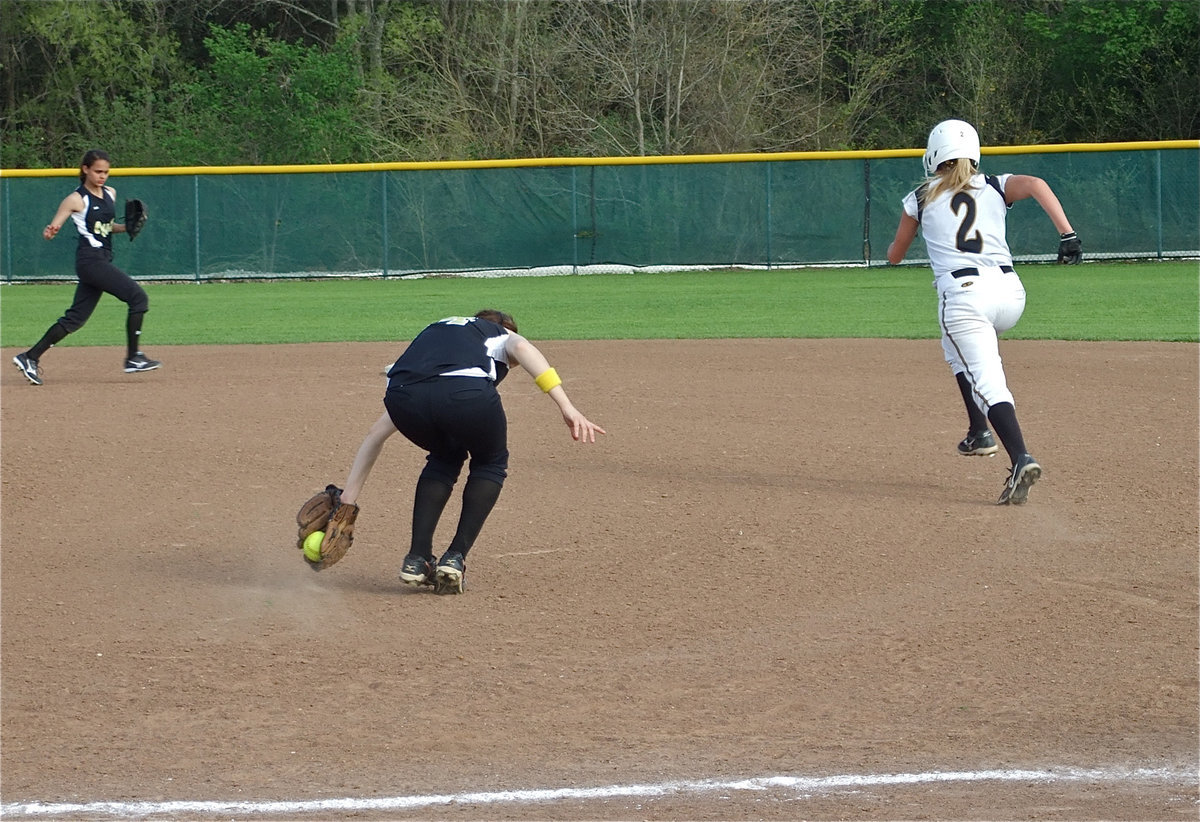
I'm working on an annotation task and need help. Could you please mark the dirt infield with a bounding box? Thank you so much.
[2,339,1197,820]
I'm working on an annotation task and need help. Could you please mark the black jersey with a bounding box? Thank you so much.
[70,184,117,253]
[387,316,512,386]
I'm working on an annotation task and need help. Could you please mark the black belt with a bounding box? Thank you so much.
[951,265,1014,278]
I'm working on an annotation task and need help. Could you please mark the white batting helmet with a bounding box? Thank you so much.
[923,119,981,176]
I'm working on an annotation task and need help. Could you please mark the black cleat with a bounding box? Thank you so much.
[124,352,162,373]
[998,453,1041,505]
[13,353,42,385]
[433,552,466,595]
[958,429,999,456]
[400,553,436,587]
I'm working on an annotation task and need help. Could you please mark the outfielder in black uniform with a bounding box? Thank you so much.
[333,310,605,594]
[12,149,160,386]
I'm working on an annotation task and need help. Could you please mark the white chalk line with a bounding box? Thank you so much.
[492,547,570,558]
[2,764,1195,819]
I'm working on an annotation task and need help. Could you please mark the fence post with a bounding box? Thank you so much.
[382,170,390,278]
[571,165,578,275]
[3,178,10,283]
[862,159,872,264]
[765,162,773,270]
[193,176,201,282]
[1155,150,1164,260]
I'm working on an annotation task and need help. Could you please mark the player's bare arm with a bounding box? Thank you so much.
[887,213,919,264]
[43,192,84,239]
[106,186,129,234]
[339,411,400,505]
[505,333,548,374]
[1003,175,1074,234]
[506,335,606,443]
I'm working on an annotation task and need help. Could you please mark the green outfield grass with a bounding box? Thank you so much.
[1,261,1196,347]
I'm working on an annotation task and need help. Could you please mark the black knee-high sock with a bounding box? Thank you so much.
[28,323,69,360]
[126,311,145,359]
[411,476,453,560]
[446,477,503,559]
[955,372,990,433]
[987,402,1027,464]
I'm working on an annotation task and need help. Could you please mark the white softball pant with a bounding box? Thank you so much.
[938,269,1027,414]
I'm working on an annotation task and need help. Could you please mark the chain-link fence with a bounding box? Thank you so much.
[2,142,1195,282]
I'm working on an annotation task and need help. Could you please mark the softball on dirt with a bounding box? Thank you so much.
[302,530,325,562]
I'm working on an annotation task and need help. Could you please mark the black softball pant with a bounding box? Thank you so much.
[384,377,509,486]
[58,249,149,333]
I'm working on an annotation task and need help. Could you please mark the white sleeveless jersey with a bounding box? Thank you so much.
[902,172,1014,280]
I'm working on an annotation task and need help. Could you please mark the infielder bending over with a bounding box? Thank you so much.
[297,310,605,594]
[887,119,1081,505]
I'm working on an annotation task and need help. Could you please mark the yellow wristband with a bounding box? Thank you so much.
[534,367,562,393]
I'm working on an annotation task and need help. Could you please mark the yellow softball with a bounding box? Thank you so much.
[302,530,324,562]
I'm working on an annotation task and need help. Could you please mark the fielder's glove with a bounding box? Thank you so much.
[124,198,148,241]
[1057,231,1082,264]
[296,484,359,570]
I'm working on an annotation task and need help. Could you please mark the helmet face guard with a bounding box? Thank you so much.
[923,119,981,176]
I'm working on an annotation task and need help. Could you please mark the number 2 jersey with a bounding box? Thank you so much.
[901,172,1015,288]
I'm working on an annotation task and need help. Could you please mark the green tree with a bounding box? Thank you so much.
[158,22,370,164]
[1024,0,1200,140]
[0,0,183,167]
[2,0,1197,169]
[806,0,926,149]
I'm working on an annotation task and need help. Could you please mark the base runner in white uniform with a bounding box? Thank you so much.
[887,119,1082,505]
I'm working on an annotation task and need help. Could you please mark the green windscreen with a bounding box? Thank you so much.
[2,145,1195,282]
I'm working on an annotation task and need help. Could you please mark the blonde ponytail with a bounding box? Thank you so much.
[925,157,979,202]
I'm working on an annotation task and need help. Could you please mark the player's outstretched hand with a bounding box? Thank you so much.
[561,406,606,443]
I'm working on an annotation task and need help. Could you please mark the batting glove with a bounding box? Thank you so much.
[1057,231,1082,264]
